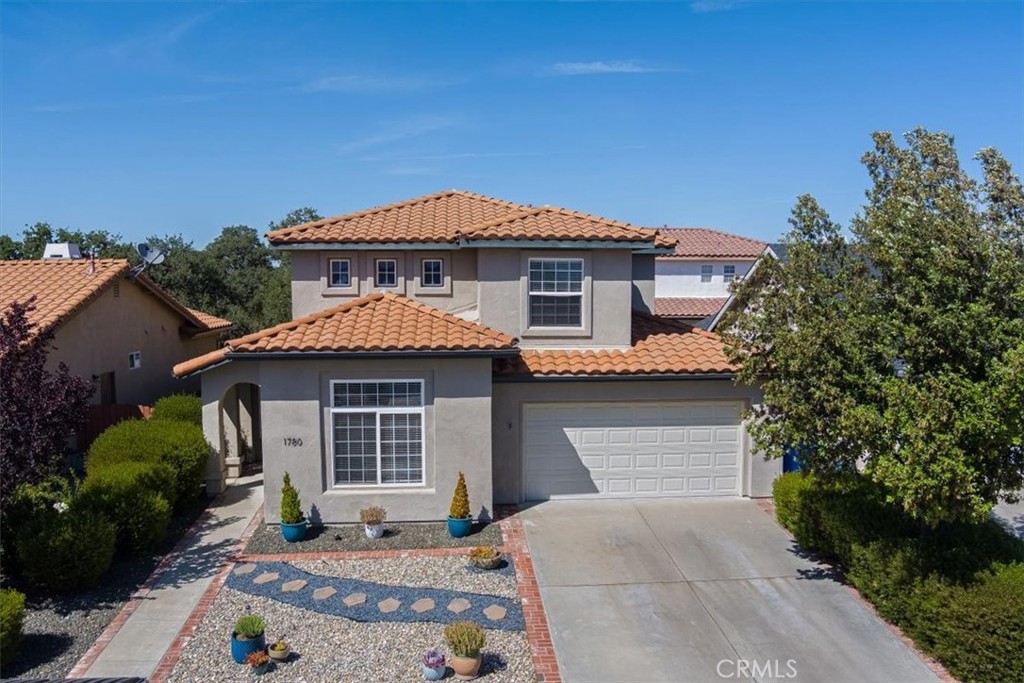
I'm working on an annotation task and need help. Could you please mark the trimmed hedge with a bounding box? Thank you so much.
[0,589,25,668]
[14,503,116,591]
[152,394,202,427]
[773,472,1024,683]
[87,419,208,509]
[81,462,175,554]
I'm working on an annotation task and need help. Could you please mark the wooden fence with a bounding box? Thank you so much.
[77,403,153,451]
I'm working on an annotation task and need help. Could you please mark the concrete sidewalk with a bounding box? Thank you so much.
[79,473,263,679]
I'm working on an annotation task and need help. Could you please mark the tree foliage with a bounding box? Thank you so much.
[0,301,94,512]
[723,129,1024,526]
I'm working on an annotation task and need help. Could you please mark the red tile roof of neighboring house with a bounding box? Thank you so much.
[493,313,736,377]
[173,292,517,377]
[657,228,766,258]
[266,190,676,249]
[0,259,230,337]
[654,297,729,318]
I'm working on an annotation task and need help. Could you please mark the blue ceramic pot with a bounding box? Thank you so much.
[423,664,446,680]
[447,516,472,538]
[280,519,308,543]
[230,632,266,664]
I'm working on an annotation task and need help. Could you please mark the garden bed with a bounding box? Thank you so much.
[243,520,504,555]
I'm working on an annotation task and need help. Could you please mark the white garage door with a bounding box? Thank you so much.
[523,402,743,500]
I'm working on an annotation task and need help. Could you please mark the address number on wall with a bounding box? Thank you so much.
[283,437,303,447]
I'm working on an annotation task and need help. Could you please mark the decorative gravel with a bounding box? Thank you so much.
[166,587,536,683]
[243,520,504,555]
[227,561,523,631]
[291,555,518,598]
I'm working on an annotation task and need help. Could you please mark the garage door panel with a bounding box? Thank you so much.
[523,402,743,500]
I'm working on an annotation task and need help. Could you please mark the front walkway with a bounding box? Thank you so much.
[70,473,264,679]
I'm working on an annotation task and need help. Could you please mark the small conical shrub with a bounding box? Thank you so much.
[449,471,470,519]
[281,472,303,524]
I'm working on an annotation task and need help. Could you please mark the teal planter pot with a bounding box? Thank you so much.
[447,516,472,538]
[280,519,308,543]
[230,632,266,664]
[423,664,446,680]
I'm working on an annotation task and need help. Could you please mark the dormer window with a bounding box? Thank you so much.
[528,258,583,328]
[421,259,444,288]
[329,259,351,287]
[375,259,398,288]
[701,264,713,283]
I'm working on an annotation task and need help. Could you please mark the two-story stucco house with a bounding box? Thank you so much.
[175,191,781,523]
[653,228,767,328]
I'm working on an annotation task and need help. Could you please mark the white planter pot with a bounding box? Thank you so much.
[365,523,384,539]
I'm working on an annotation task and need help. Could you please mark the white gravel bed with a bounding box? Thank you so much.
[167,587,535,683]
[289,556,520,599]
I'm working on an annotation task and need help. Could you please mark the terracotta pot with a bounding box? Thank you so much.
[450,653,482,680]
[472,553,502,570]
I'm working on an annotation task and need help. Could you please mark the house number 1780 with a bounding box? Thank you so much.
[283,437,303,447]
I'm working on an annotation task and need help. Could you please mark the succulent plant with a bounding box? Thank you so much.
[233,614,265,639]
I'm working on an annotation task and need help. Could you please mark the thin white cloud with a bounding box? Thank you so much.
[547,61,678,76]
[107,9,216,58]
[335,116,460,156]
[302,74,444,93]
[690,1,742,13]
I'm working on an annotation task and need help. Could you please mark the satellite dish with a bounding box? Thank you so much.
[129,243,168,279]
[137,243,150,260]
[148,249,166,265]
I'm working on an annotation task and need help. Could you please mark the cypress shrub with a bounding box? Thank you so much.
[152,394,202,426]
[280,472,303,524]
[449,471,470,519]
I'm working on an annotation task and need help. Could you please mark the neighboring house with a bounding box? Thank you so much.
[0,254,231,406]
[175,191,781,523]
[654,228,766,328]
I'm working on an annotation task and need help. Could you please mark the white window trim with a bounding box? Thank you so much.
[700,264,714,283]
[723,264,736,282]
[328,258,352,288]
[375,258,398,288]
[329,379,425,488]
[421,258,444,288]
[527,257,585,329]
[128,351,141,369]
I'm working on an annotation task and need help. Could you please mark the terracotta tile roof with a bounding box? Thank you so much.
[0,259,230,337]
[173,292,517,377]
[658,228,766,258]
[185,307,233,331]
[654,297,729,318]
[494,313,736,377]
[266,189,675,249]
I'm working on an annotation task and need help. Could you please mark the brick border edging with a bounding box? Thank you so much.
[754,499,956,683]
[67,499,223,677]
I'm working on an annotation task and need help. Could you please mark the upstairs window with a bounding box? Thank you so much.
[700,264,713,283]
[528,258,583,328]
[421,259,444,288]
[128,351,142,369]
[375,259,397,288]
[723,265,737,282]
[329,259,351,287]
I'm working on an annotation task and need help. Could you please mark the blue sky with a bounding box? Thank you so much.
[2,1,1022,246]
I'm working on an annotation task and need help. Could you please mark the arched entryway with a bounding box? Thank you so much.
[219,382,263,479]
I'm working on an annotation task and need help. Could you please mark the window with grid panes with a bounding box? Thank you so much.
[527,258,583,327]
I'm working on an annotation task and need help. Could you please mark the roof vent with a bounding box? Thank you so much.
[42,243,83,259]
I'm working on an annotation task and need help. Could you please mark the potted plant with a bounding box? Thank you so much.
[469,546,502,570]
[268,638,291,662]
[422,649,447,680]
[444,621,486,680]
[447,471,472,538]
[280,472,308,542]
[360,506,387,539]
[230,614,266,664]
[245,650,271,675]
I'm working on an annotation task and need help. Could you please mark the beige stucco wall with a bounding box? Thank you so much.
[200,357,494,523]
[47,279,216,405]
[491,379,779,503]
[631,254,655,313]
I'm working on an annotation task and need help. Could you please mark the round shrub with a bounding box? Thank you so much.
[0,589,26,667]
[152,394,202,427]
[1,475,76,562]
[81,462,175,554]
[87,419,208,509]
[15,503,115,591]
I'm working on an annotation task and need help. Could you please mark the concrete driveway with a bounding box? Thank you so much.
[521,499,939,683]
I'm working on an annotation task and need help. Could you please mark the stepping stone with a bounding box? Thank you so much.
[312,586,336,600]
[447,598,471,614]
[377,597,401,613]
[483,605,507,621]
[342,592,367,607]
[233,563,257,575]
[253,572,279,585]
[281,579,307,592]
[410,598,435,613]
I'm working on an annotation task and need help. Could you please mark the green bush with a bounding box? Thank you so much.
[15,503,115,591]
[0,589,26,667]
[280,472,303,524]
[81,462,175,554]
[87,419,208,509]
[152,394,202,426]
[771,472,829,552]
[1,475,76,562]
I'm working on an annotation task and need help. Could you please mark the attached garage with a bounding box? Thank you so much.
[522,401,743,500]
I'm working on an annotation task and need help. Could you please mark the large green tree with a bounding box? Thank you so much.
[724,129,1024,526]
